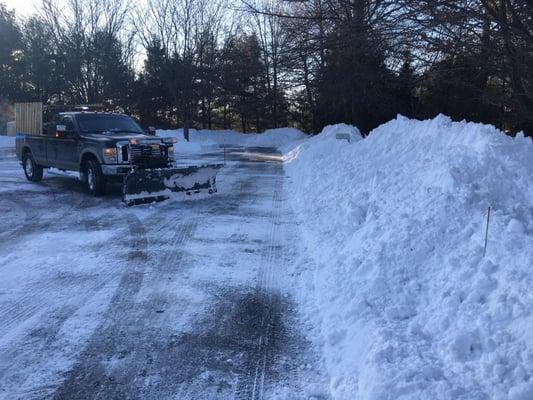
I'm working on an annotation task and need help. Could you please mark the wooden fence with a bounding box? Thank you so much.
[15,102,43,136]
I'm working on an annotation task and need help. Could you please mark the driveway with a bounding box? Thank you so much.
[0,146,329,399]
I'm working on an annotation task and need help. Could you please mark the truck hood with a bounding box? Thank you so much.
[80,132,159,142]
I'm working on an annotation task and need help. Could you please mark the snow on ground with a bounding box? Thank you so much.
[0,143,330,399]
[0,135,15,148]
[283,115,533,400]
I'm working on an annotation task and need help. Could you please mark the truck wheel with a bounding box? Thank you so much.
[86,159,106,196]
[22,151,43,182]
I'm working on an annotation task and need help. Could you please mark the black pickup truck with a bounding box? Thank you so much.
[16,111,176,196]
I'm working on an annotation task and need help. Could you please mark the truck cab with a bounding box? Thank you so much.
[16,110,175,196]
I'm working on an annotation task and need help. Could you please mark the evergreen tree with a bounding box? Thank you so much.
[0,4,24,102]
[315,22,398,134]
[134,42,174,127]
[219,34,268,132]
[21,17,61,103]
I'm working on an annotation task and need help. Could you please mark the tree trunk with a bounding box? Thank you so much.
[201,97,206,129]
[302,52,316,132]
[183,106,190,142]
[207,100,212,130]
[273,60,278,128]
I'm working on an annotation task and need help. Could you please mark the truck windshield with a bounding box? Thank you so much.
[76,114,143,134]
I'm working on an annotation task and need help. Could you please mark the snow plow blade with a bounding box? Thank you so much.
[122,164,223,205]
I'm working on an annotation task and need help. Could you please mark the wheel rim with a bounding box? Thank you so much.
[88,167,95,191]
[25,157,33,178]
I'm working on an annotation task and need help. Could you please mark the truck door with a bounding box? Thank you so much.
[55,116,79,170]
[46,116,79,170]
[46,118,60,165]
[29,135,47,165]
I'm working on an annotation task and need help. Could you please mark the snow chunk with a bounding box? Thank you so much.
[507,218,526,234]
[508,381,533,400]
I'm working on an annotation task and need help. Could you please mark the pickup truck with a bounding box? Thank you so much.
[16,111,175,196]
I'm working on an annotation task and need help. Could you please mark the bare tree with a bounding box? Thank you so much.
[481,0,533,130]
[244,0,291,128]
[40,0,135,103]
[407,0,533,131]
[135,0,230,139]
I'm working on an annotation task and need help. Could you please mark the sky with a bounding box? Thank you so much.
[2,0,41,17]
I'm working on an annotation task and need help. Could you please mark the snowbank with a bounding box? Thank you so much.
[280,123,361,159]
[284,115,533,399]
[157,129,221,154]
[157,127,307,152]
[316,123,361,141]
[157,128,249,147]
[245,127,306,148]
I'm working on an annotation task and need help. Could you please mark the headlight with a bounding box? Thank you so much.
[167,146,174,158]
[103,147,117,163]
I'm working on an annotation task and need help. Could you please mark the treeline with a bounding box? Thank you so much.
[0,0,532,136]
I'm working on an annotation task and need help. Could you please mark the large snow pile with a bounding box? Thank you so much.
[285,115,533,400]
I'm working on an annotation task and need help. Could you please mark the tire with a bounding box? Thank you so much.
[85,159,106,196]
[22,151,44,182]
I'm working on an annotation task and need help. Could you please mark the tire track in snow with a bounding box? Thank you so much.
[1,149,330,399]
[232,160,329,400]
[0,194,37,245]
[0,199,125,341]
[233,167,286,400]
[52,217,197,399]
[0,212,149,398]
[0,182,105,250]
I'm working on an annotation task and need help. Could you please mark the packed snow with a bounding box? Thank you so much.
[0,135,15,148]
[282,115,533,400]
[0,136,329,398]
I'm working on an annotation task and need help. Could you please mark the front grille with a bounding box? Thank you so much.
[121,145,128,162]
[127,143,168,168]
[129,144,161,159]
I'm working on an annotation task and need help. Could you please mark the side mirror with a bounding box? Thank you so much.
[147,126,156,136]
